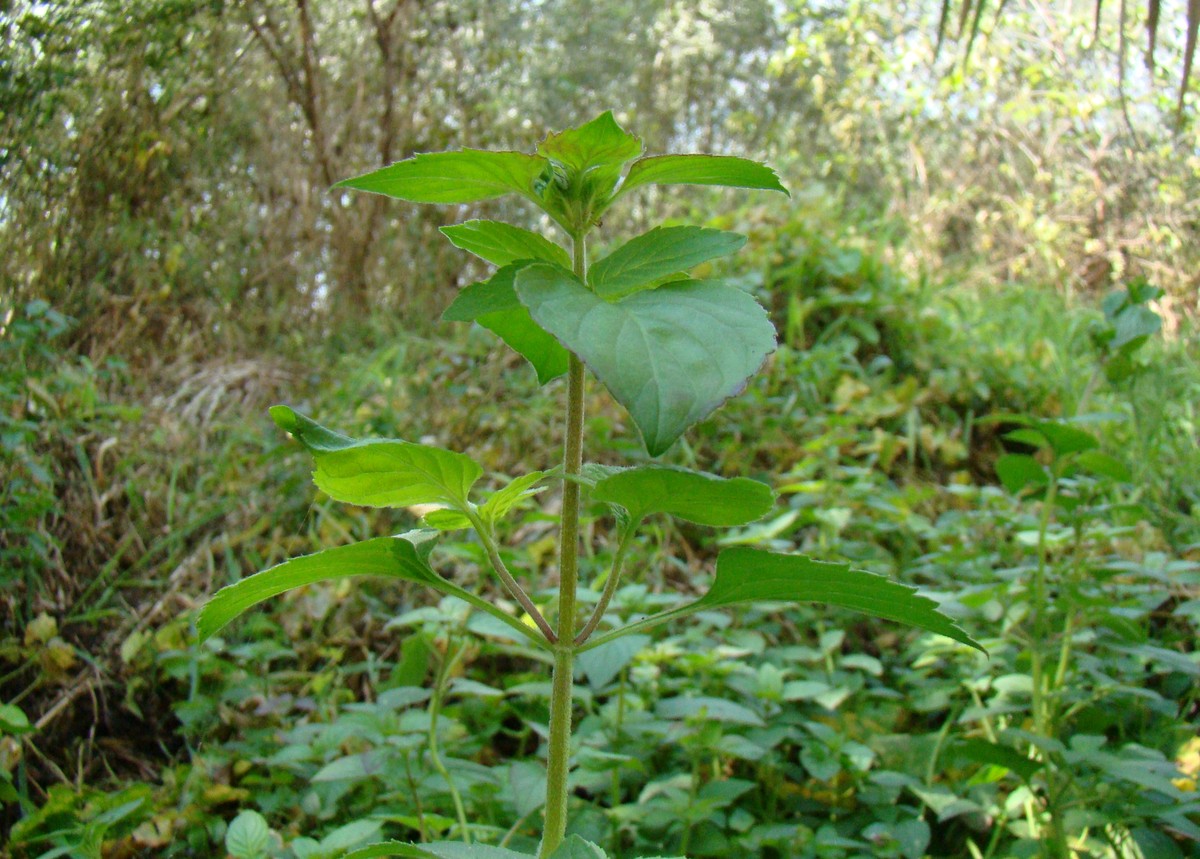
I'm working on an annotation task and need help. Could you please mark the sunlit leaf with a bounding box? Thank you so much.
[538,111,643,172]
[617,154,788,198]
[995,454,1048,495]
[336,150,543,204]
[588,226,746,299]
[591,465,774,526]
[515,265,776,456]
[270,406,481,509]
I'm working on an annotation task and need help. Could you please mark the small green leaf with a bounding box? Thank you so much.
[1110,304,1161,352]
[515,265,776,456]
[1035,420,1099,457]
[577,633,651,690]
[443,266,570,384]
[995,454,1048,495]
[1074,450,1131,482]
[617,154,788,198]
[0,703,32,735]
[422,471,548,531]
[583,548,982,653]
[311,751,387,783]
[657,695,765,726]
[441,220,571,268]
[337,150,544,204]
[271,406,481,509]
[421,845,537,859]
[953,738,1043,783]
[538,112,643,173]
[546,836,609,859]
[225,810,270,859]
[589,226,746,299]
[591,465,774,526]
[197,536,544,647]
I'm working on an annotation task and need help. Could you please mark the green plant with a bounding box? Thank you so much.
[196,113,981,858]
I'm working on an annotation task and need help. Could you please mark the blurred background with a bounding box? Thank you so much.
[1,1,1198,856]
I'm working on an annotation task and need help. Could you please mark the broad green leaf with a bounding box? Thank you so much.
[421,845,537,859]
[270,406,481,509]
[311,751,386,782]
[1035,421,1098,457]
[617,154,788,199]
[441,220,571,268]
[443,266,570,384]
[995,454,1047,495]
[538,111,643,172]
[0,703,31,735]
[318,821,385,852]
[343,844,441,859]
[589,226,746,299]
[225,810,270,859]
[336,150,544,204]
[576,633,651,690]
[547,836,609,859]
[657,695,765,726]
[582,548,982,653]
[953,738,1043,782]
[515,265,776,456]
[1111,304,1161,352]
[196,536,543,647]
[1074,450,1131,482]
[591,465,774,526]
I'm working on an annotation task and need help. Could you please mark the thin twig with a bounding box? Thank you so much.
[574,524,637,646]
[466,509,557,643]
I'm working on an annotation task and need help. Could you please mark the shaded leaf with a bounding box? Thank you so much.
[589,226,745,299]
[196,536,543,646]
[591,465,774,526]
[577,633,651,690]
[441,220,571,268]
[583,548,982,653]
[515,265,776,456]
[995,454,1047,495]
[337,150,543,204]
[443,266,570,384]
[225,810,270,859]
[546,835,609,859]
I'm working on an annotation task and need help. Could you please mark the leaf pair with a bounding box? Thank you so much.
[339,111,786,234]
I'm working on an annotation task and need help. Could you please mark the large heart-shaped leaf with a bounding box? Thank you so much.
[197,535,542,646]
[441,220,571,268]
[336,150,544,204]
[515,265,777,456]
[442,266,570,384]
[589,226,746,299]
[591,466,774,526]
[271,406,482,509]
[582,547,982,654]
[616,154,788,199]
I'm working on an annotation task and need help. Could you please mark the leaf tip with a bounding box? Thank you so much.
[269,404,299,433]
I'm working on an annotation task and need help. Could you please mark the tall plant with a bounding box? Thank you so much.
[197,113,981,859]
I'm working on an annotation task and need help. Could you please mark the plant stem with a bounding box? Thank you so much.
[540,233,589,858]
[429,638,471,843]
[468,509,557,643]
[575,522,637,645]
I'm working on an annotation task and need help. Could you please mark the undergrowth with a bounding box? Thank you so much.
[2,217,1197,857]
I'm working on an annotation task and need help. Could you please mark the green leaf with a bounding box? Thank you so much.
[1035,420,1099,458]
[589,226,746,299]
[443,266,570,384]
[995,453,1048,495]
[196,536,544,647]
[583,548,982,653]
[953,738,1043,782]
[311,751,386,782]
[0,703,32,735]
[538,111,643,173]
[336,150,544,204]
[421,845,537,859]
[546,836,609,859]
[270,406,481,509]
[343,844,442,859]
[1073,450,1131,482]
[441,220,571,268]
[515,265,776,456]
[657,695,765,726]
[422,470,549,531]
[617,154,788,199]
[577,633,651,690]
[591,465,774,526]
[1111,304,1161,353]
[225,810,270,859]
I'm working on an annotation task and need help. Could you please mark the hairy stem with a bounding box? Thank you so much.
[540,233,589,858]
